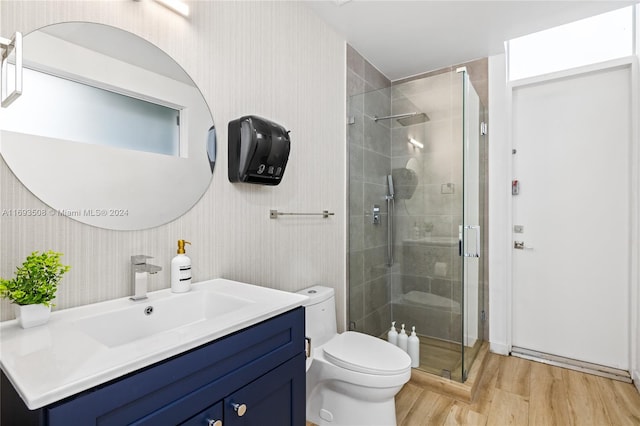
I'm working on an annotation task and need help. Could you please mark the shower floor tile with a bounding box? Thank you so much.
[417,335,482,382]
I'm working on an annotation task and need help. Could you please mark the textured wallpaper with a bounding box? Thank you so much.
[0,0,347,328]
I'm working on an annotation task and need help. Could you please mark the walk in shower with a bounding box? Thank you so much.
[348,64,486,382]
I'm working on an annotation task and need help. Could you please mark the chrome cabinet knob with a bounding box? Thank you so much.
[232,402,247,417]
[206,420,222,426]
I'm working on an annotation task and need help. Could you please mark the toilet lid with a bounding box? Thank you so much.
[322,331,411,375]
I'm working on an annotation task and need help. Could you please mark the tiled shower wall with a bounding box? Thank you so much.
[347,46,393,337]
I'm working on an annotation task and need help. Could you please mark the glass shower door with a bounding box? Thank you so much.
[347,66,486,383]
[460,68,484,380]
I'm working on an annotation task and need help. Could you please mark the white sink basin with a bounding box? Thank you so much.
[0,278,307,410]
[74,291,255,347]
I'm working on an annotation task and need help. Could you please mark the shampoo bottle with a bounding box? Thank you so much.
[408,326,420,368]
[398,323,408,352]
[171,240,192,293]
[387,321,398,346]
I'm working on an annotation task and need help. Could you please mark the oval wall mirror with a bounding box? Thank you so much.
[0,22,215,230]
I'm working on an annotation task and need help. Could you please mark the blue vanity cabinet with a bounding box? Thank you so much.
[179,353,305,426]
[223,354,305,425]
[1,307,305,426]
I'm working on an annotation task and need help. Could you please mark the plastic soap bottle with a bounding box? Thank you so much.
[387,321,398,346]
[171,240,192,293]
[408,326,420,368]
[398,323,408,352]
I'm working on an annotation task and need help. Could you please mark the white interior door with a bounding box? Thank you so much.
[511,64,631,370]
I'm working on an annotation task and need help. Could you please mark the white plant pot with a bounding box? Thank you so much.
[14,304,51,329]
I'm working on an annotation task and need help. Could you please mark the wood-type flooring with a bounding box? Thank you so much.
[307,352,640,425]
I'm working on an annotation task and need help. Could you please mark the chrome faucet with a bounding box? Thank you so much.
[130,255,162,301]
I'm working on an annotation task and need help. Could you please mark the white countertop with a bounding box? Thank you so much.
[0,278,307,410]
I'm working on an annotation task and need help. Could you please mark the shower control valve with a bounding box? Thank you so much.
[372,204,380,225]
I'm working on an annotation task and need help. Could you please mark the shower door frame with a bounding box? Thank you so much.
[459,67,485,380]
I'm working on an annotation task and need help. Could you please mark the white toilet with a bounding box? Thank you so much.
[298,285,412,426]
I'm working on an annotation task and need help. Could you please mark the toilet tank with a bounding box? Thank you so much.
[297,286,337,348]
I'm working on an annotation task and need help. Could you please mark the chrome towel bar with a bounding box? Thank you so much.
[270,209,334,219]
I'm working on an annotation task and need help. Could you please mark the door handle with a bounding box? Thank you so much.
[514,241,534,250]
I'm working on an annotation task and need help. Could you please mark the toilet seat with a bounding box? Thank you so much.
[322,331,411,376]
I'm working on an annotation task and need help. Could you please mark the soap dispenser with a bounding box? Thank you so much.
[171,240,192,293]
[398,323,408,352]
[387,321,398,346]
[408,326,420,368]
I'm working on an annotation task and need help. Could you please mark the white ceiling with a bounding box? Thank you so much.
[304,0,637,81]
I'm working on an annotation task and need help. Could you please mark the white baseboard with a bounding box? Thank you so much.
[633,369,640,393]
[490,342,509,356]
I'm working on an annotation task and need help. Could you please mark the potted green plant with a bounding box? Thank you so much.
[0,250,71,328]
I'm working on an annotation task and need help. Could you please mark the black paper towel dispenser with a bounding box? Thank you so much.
[228,115,291,185]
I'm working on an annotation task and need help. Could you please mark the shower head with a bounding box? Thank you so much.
[373,112,430,127]
[387,174,395,198]
[397,113,429,126]
[391,168,418,200]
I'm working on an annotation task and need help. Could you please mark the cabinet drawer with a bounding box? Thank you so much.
[181,401,223,426]
[44,308,304,425]
[224,353,305,426]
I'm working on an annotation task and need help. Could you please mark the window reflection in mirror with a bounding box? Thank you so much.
[3,67,181,156]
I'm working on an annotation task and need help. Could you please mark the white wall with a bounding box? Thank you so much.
[0,1,348,329]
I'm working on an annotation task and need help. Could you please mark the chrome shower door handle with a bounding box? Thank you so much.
[463,225,481,258]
